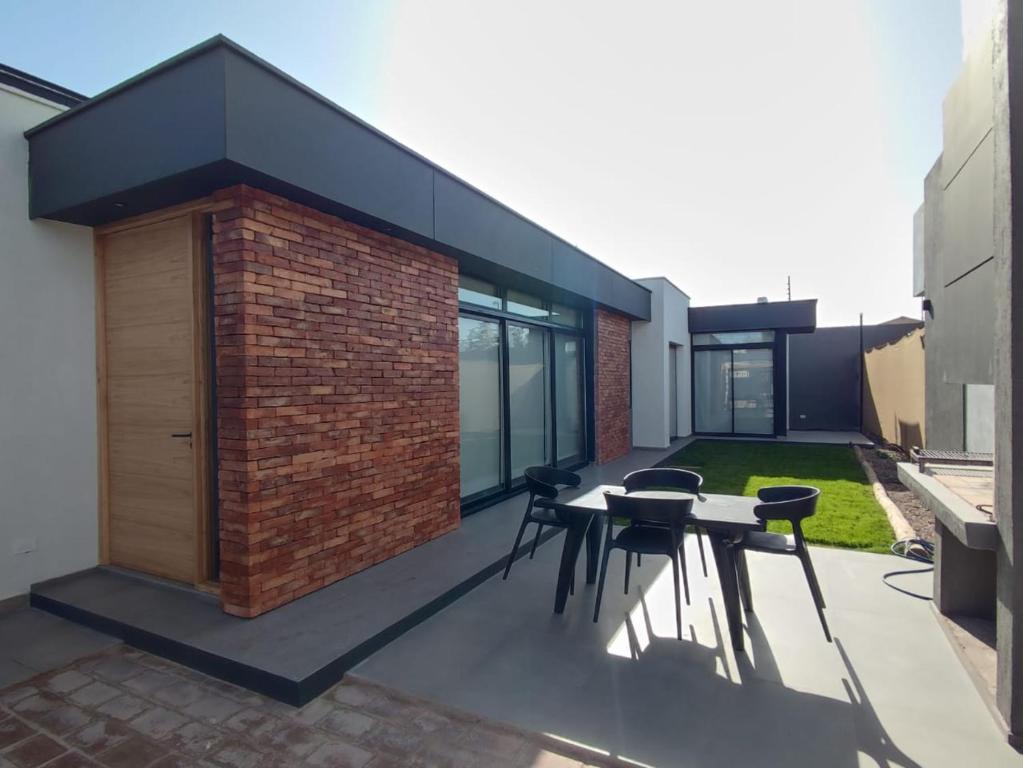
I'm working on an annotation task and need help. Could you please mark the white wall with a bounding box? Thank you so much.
[0,85,97,601]
[631,277,692,448]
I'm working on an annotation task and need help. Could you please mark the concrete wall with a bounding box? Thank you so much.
[0,84,96,602]
[862,328,926,452]
[917,21,997,450]
[788,322,923,432]
[631,278,691,449]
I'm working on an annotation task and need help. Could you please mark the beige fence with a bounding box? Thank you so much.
[862,328,925,453]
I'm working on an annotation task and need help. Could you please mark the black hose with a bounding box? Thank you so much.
[881,538,934,600]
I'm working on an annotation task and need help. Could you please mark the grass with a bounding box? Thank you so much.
[663,439,894,553]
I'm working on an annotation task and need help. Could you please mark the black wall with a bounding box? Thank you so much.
[788,323,922,432]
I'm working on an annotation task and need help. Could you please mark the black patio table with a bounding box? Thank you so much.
[533,484,766,652]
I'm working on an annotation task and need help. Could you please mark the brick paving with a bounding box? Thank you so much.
[0,646,609,767]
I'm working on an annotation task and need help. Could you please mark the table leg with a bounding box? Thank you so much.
[708,533,745,652]
[585,515,604,584]
[554,514,593,614]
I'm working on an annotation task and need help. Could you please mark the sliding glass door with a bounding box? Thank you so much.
[458,308,587,507]
[693,345,774,436]
[554,333,585,466]
[458,317,503,499]
[732,348,774,434]
[508,323,550,480]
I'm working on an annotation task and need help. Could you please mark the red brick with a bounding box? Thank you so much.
[595,308,632,464]
[212,185,460,617]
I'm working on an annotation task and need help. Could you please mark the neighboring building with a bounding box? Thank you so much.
[0,66,96,605]
[630,278,691,449]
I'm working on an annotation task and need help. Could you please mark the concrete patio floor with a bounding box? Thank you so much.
[356,533,1023,767]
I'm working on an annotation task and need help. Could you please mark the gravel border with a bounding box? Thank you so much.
[856,443,935,543]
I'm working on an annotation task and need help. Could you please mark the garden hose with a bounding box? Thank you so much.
[881,538,935,600]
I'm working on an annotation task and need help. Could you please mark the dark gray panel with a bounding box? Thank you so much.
[941,28,993,188]
[943,134,994,283]
[434,172,554,280]
[223,50,434,239]
[788,327,862,431]
[26,36,650,320]
[27,49,227,219]
[689,299,817,334]
[922,155,966,449]
[551,240,651,321]
[939,258,995,385]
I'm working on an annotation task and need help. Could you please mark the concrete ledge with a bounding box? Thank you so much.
[897,462,998,550]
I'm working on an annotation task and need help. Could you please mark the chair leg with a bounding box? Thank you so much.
[530,524,545,559]
[802,551,826,609]
[677,538,691,605]
[570,569,575,596]
[637,553,642,568]
[695,528,708,577]
[670,549,683,640]
[624,552,632,595]
[503,514,532,580]
[593,547,613,623]
[799,550,831,642]
[735,548,753,613]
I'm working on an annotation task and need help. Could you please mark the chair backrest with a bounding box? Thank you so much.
[604,490,693,529]
[622,467,703,494]
[753,486,820,523]
[524,466,582,499]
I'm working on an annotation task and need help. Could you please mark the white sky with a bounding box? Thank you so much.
[363,1,962,326]
[1,0,964,327]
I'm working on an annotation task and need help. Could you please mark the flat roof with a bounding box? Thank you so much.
[0,62,85,107]
[24,35,650,320]
[688,299,817,334]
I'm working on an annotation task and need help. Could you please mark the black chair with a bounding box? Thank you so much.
[502,466,582,581]
[734,485,831,642]
[622,468,709,602]
[594,490,694,640]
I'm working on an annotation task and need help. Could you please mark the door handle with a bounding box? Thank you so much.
[170,432,192,439]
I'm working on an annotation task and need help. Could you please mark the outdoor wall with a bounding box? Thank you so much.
[788,322,923,432]
[210,185,461,617]
[595,308,632,463]
[862,328,926,452]
[0,85,96,602]
[631,278,691,448]
[917,22,996,451]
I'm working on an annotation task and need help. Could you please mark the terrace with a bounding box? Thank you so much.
[4,440,1019,767]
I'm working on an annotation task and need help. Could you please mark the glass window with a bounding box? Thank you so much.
[693,330,775,346]
[732,348,774,434]
[458,317,504,497]
[508,324,550,479]
[550,303,582,327]
[555,333,585,463]
[458,275,502,310]
[694,350,733,433]
[506,290,549,320]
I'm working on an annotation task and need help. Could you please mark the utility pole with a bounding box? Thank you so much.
[787,275,791,301]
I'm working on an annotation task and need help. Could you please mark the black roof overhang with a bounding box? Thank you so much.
[24,36,650,321]
[688,299,818,334]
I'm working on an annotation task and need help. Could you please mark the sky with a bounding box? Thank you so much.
[2,1,963,326]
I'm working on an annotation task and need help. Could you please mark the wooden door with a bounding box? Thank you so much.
[99,215,208,584]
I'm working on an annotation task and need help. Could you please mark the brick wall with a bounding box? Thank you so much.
[595,308,632,464]
[210,185,461,617]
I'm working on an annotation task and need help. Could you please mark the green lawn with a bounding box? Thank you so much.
[663,439,894,553]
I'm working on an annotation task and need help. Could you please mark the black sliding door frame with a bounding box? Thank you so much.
[459,304,588,515]
[691,341,776,438]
